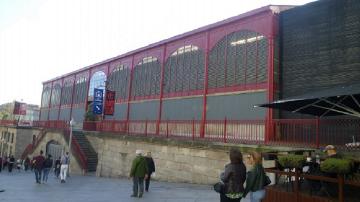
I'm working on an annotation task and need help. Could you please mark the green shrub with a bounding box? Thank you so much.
[278,155,305,169]
[320,158,353,174]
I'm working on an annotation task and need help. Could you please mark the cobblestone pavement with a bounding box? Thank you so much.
[0,171,250,202]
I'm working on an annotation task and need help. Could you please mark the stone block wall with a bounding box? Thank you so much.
[31,130,82,175]
[87,134,235,185]
[15,128,36,159]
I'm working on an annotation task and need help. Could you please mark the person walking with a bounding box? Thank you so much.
[33,150,45,184]
[8,155,15,172]
[129,150,148,198]
[0,156,2,172]
[16,159,22,172]
[42,154,53,183]
[144,151,155,192]
[243,151,268,202]
[60,152,70,183]
[24,157,30,171]
[219,148,247,202]
[54,156,61,178]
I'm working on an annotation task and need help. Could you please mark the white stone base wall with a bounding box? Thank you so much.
[87,135,231,185]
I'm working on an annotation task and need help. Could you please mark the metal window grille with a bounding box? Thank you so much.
[41,87,51,107]
[131,57,160,99]
[208,30,268,91]
[51,84,61,107]
[164,45,204,96]
[73,78,87,104]
[60,82,73,105]
[108,65,130,101]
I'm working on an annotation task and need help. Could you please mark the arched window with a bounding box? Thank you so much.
[88,71,107,101]
[208,30,268,90]
[131,56,161,99]
[41,87,51,108]
[73,77,87,104]
[60,81,74,106]
[164,45,204,95]
[108,64,130,101]
[50,84,61,107]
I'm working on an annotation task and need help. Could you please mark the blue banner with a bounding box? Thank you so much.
[93,88,104,115]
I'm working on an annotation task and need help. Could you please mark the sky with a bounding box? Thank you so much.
[0,0,315,106]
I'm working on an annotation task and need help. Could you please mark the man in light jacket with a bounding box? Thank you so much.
[60,152,70,183]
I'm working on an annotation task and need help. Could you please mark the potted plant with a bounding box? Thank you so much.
[320,158,353,174]
[278,154,306,169]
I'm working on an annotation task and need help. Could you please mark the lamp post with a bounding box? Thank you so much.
[68,118,74,153]
[68,118,74,175]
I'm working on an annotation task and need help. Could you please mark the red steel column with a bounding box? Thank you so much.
[156,45,167,135]
[39,85,45,121]
[69,77,76,121]
[266,14,276,144]
[106,63,114,120]
[47,82,54,121]
[84,69,92,113]
[316,117,320,148]
[57,78,64,121]
[126,56,135,129]
[200,31,210,138]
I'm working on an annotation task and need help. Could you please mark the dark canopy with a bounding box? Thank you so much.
[257,84,360,117]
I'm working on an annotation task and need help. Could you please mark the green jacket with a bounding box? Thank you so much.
[244,163,267,197]
[130,156,148,177]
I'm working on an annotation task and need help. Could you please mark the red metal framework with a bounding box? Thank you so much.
[39,6,281,139]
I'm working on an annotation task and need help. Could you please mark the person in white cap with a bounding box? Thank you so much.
[323,145,341,159]
[129,150,148,198]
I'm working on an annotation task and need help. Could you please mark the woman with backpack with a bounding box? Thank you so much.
[219,148,247,202]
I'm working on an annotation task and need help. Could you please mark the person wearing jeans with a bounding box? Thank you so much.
[42,154,53,183]
[243,151,268,202]
[60,152,70,183]
[144,151,155,192]
[129,150,148,198]
[33,150,45,184]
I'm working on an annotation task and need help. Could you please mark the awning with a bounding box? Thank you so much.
[256,84,360,118]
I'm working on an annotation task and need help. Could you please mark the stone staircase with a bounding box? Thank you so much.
[72,131,98,172]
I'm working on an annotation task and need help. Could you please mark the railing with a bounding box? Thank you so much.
[20,144,33,159]
[12,118,360,150]
[271,119,360,150]
[264,168,360,202]
[33,120,69,129]
[63,129,88,172]
[0,120,17,126]
[20,129,47,159]
[83,119,265,143]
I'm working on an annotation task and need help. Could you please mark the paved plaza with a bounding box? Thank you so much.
[0,171,250,202]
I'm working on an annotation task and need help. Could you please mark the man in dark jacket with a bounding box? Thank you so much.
[144,151,155,192]
[8,156,15,172]
[54,156,61,178]
[24,157,30,171]
[42,154,53,183]
[33,150,45,184]
[129,150,148,198]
